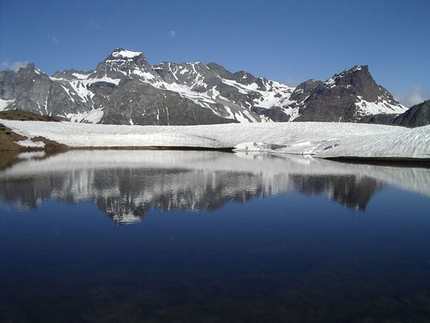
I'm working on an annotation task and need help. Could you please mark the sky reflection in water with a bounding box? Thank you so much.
[1,150,430,323]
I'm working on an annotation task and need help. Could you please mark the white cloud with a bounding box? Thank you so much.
[48,34,58,45]
[170,30,177,37]
[87,19,100,29]
[395,85,430,107]
[1,60,30,71]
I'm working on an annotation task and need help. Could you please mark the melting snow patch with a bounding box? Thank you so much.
[355,96,407,116]
[16,139,45,148]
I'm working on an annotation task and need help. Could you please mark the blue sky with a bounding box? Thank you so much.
[1,0,429,106]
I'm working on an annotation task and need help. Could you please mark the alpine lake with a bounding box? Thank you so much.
[1,150,430,323]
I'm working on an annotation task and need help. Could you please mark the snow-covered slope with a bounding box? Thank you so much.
[2,119,429,160]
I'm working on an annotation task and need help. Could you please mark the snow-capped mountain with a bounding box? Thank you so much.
[292,65,408,122]
[0,48,408,125]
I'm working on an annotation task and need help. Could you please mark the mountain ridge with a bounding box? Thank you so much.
[1,47,422,126]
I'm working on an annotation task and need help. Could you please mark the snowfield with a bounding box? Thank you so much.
[1,119,429,160]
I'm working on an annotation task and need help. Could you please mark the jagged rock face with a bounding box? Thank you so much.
[393,100,430,127]
[294,66,406,122]
[359,100,430,127]
[94,48,155,80]
[0,48,410,125]
[0,64,53,113]
[100,80,230,125]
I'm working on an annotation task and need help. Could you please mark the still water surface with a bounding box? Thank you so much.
[1,150,430,323]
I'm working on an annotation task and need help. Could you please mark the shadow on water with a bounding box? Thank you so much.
[1,150,430,322]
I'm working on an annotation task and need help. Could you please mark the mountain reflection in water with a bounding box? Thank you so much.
[1,150,429,224]
[2,150,430,323]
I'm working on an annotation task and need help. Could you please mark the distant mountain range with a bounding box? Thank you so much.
[0,48,428,126]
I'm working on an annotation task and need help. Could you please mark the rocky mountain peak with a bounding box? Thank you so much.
[293,65,407,122]
[103,48,148,66]
[0,63,53,113]
[324,65,384,100]
[1,47,424,126]
[93,48,154,80]
[325,65,370,88]
[16,63,49,79]
[290,79,324,103]
[110,48,143,59]
[207,62,234,79]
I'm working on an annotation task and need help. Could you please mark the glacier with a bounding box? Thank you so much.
[1,119,429,160]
